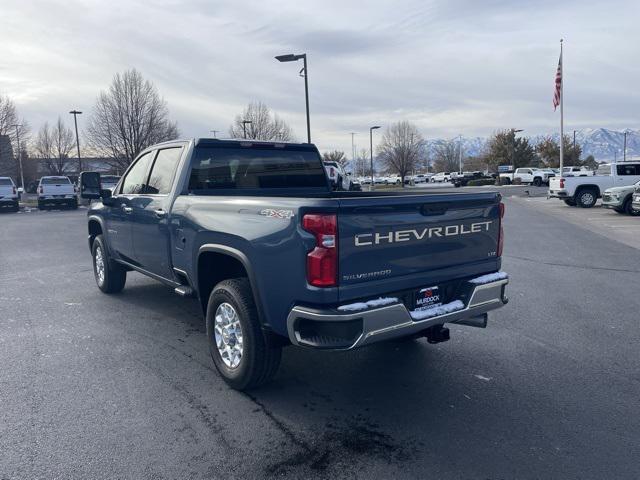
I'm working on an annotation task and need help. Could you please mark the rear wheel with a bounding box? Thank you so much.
[576,188,598,208]
[92,235,126,293]
[563,198,577,207]
[206,278,281,390]
[533,177,542,187]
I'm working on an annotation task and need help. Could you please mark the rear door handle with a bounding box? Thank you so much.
[122,205,133,214]
[154,209,167,218]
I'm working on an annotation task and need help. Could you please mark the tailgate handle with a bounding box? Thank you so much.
[420,205,448,216]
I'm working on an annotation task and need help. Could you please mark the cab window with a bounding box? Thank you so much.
[146,147,182,195]
[120,151,154,194]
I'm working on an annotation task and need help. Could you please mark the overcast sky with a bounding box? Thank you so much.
[2,0,639,154]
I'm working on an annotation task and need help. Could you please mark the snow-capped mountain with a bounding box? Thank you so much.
[424,128,640,161]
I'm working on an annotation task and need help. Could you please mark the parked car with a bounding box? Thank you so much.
[79,138,509,390]
[602,181,640,215]
[453,171,493,187]
[37,176,78,210]
[100,175,121,192]
[499,167,554,186]
[431,172,452,183]
[413,174,428,184]
[549,162,640,208]
[0,177,19,212]
[323,162,358,191]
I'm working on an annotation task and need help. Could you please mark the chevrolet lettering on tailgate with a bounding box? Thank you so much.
[354,221,493,247]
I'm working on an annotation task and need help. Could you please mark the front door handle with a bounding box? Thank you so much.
[154,209,167,218]
[122,205,133,214]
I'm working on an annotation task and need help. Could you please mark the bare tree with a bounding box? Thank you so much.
[0,94,30,181]
[86,69,179,170]
[229,102,294,141]
[322,150,348,168]
[354,148,371,177]
[35,117,75,175]
[376,121,423,186]
[433,140,459,172]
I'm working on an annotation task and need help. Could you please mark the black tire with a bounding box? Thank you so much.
[37,200,45,210]
[576,188,598,208]
[533,177,542,187]
[613,207,626,214]
[69,198,78,210]
[503,177,511,185]
[92,235,126,293]
[624,197,640,216]
[206,278,281,390]
[563,199,577,207]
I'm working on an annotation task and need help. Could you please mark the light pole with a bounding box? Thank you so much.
[275,53,311,143]
[350,132,357,175]
[241,120,252,139]
[210,130,219,138]
[624,131,628,162]
[369,126,381,190]
[458,134,463,173]
[69,110,82,172]
[510,128,523,168]
[10,124,25,191]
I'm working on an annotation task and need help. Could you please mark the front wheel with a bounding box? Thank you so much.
[624,197,640,216]
[206,278,281,390]
[92,235,126,293]
[563,199,577,207]
[533,177,542,187]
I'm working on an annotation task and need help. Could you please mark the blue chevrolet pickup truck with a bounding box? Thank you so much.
[80,138,509,390]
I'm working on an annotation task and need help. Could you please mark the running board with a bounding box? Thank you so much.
[174,286,195,297]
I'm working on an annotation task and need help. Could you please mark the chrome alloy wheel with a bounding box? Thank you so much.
[214,302,243,369]
[581,192,595,206]
[94,246,105,286]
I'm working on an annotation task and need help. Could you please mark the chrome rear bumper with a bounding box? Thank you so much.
[287,277,509,349]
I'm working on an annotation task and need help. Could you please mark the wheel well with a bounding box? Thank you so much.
[197,252,249,314]
[88,220,102,247]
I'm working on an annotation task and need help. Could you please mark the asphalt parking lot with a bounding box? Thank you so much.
[1,193,639,479]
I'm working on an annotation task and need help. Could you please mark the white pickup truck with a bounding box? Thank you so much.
[499,167,555,186]
[37,176,78,210]
[0,177,19,212]
[549,162,640,207]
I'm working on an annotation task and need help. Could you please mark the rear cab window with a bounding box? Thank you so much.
[41,177,71,185]
[616,164,640,176]
[188,142,328,195]
[0,178,14,186]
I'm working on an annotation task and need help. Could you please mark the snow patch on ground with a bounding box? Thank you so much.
[410,300,464,320]
[469,271,508,285]
[337,297,398,312]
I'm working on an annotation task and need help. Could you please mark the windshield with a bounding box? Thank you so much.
[189,145,328,193]
[41,177,70,184]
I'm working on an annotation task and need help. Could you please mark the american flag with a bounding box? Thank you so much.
[553,52,562,111]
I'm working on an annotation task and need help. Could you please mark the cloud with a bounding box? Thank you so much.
[1,0,639,155]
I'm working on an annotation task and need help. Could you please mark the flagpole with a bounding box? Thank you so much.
[559,39,564,175]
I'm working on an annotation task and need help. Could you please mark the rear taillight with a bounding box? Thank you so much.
[302,213,338,287]
[497,202,505,257]
[559,178,565,189]
[12,187,16,195]
[39,186,43,194]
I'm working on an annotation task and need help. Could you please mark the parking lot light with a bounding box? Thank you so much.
[370,126,381,190]
[275,53,311,143]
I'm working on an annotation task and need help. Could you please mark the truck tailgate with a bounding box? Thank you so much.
[337,193,501,288]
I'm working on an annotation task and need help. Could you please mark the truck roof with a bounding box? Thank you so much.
[153,138,318,149]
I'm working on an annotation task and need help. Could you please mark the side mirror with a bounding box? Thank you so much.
[100,188,115,206]
[80,171,101,199]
